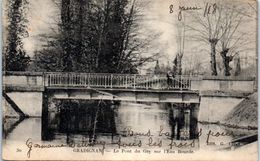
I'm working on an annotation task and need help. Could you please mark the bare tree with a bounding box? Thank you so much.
[174,16,185,75]
[185,1,256,76]
[185,2,223,76]
[113,0,160,73]
[217,3,256,76]
[218,5,243,76]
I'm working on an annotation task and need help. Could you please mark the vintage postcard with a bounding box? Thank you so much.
[2,0,258,160]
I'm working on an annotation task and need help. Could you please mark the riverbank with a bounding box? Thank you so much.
[224,92,257,127]
[198,121,257,130]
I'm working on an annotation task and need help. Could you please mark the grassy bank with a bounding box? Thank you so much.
[224,92,257,127]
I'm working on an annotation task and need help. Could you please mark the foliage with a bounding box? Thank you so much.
[4,0,30,71]
[33,0,157,74]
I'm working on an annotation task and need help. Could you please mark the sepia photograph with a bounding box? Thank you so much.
[2,0,258,160]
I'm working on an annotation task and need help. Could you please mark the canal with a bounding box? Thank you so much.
[3,101,257,151]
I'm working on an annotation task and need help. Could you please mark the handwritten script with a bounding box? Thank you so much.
[169,3,217,21]
[25,126,239,158]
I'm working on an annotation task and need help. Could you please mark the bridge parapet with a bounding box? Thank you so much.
[2,72,202,91]
[4,72,255,93]
[45,72,195,90]
[3,71,44,91]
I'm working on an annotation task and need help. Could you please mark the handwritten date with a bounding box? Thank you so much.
[169,3,217,21]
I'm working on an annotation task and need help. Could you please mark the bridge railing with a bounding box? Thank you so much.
[44,72,192,90]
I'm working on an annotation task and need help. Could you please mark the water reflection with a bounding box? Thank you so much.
[3,103,256,150]
[43,100,200,146]
[3,117,27,138]
[168,103,199,140]
[44,100,117,142]
[4,99,256,150]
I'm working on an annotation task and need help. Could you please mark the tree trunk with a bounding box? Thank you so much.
[96,32,103,69]
[75,0,86,72]
[220,49,232,76]
[61,0,73,72]
[177,53,183,75]
[223,57,231,76]
[209,39,218,76]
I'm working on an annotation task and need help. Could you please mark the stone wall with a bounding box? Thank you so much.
[5,92,43,117]
[198,96,243,122]
[3,72,43,87]
[191,78,255,93]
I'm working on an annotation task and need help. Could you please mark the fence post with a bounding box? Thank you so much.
[50,74,53,86]
[180,76,182,90]
[88,73,90,87]
[189,77,191,90]
[44,72,48,87]
[146,76,148,90]
[134,74,136,89]
[42,72,45,87]
[84,74,86,87]
[111,74,113,88]
[125,75,128,88]
[104,75,107,88]
[67,73,69,87]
